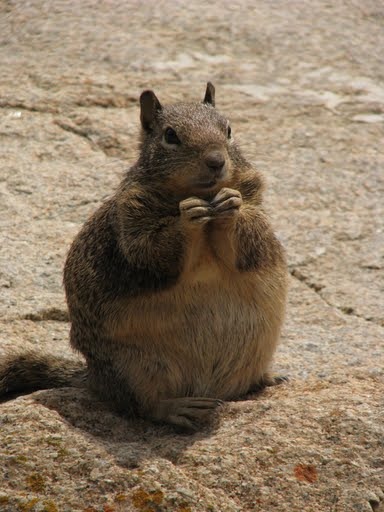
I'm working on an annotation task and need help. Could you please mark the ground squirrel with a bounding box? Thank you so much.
[0,83,288,430]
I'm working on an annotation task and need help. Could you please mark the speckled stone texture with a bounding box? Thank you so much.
[0,1,383,511]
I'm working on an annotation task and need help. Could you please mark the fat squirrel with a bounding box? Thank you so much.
[0,83,288,430]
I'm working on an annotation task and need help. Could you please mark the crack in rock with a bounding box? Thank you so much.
[73,93,136,108]
[289,268,382,327]
[54,118,127,158]
[54,118,96,141]
[0,92,136,114]
[0,98,59,114]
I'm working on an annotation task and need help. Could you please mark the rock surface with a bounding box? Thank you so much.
[0,1,383,511]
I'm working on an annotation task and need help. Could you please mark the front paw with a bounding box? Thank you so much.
[211,188,243,219]
[179,196,213,225]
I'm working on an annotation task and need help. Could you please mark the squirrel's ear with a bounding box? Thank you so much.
[203,82,215,107]
[140,90,162,132]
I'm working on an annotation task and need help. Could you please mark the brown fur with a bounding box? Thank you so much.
[0,83,288,431]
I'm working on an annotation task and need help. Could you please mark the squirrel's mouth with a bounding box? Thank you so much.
[196,180,217,189]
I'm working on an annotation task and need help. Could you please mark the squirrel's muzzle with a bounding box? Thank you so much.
[203,150,227,177]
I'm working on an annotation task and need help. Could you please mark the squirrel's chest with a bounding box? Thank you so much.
[186,254,222,284]
[181,234,223,284]
[111,254,256,341]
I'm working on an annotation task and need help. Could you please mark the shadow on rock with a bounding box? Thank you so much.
[33,387,222,469]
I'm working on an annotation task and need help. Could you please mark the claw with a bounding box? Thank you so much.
[211,188,243,217]
[179,197,213,223]
[151,396,223,431]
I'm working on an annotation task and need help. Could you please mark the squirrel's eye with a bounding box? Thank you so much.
[227,125,232,139]
[164,127,181,145]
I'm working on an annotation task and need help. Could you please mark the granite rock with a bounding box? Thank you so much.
[0,1,383,511]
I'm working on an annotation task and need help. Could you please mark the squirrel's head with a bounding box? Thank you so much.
[137,83,246,199]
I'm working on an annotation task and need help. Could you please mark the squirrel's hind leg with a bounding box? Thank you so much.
[86,347,223,431]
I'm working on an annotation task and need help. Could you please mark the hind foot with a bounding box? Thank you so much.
[150,397,223,432]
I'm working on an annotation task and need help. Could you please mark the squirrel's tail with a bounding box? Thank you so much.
[0,351,87,400]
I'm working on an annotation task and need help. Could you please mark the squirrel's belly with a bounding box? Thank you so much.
[111,274,282,399]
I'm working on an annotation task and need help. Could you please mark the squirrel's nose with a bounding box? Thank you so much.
[204,151,226,174]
